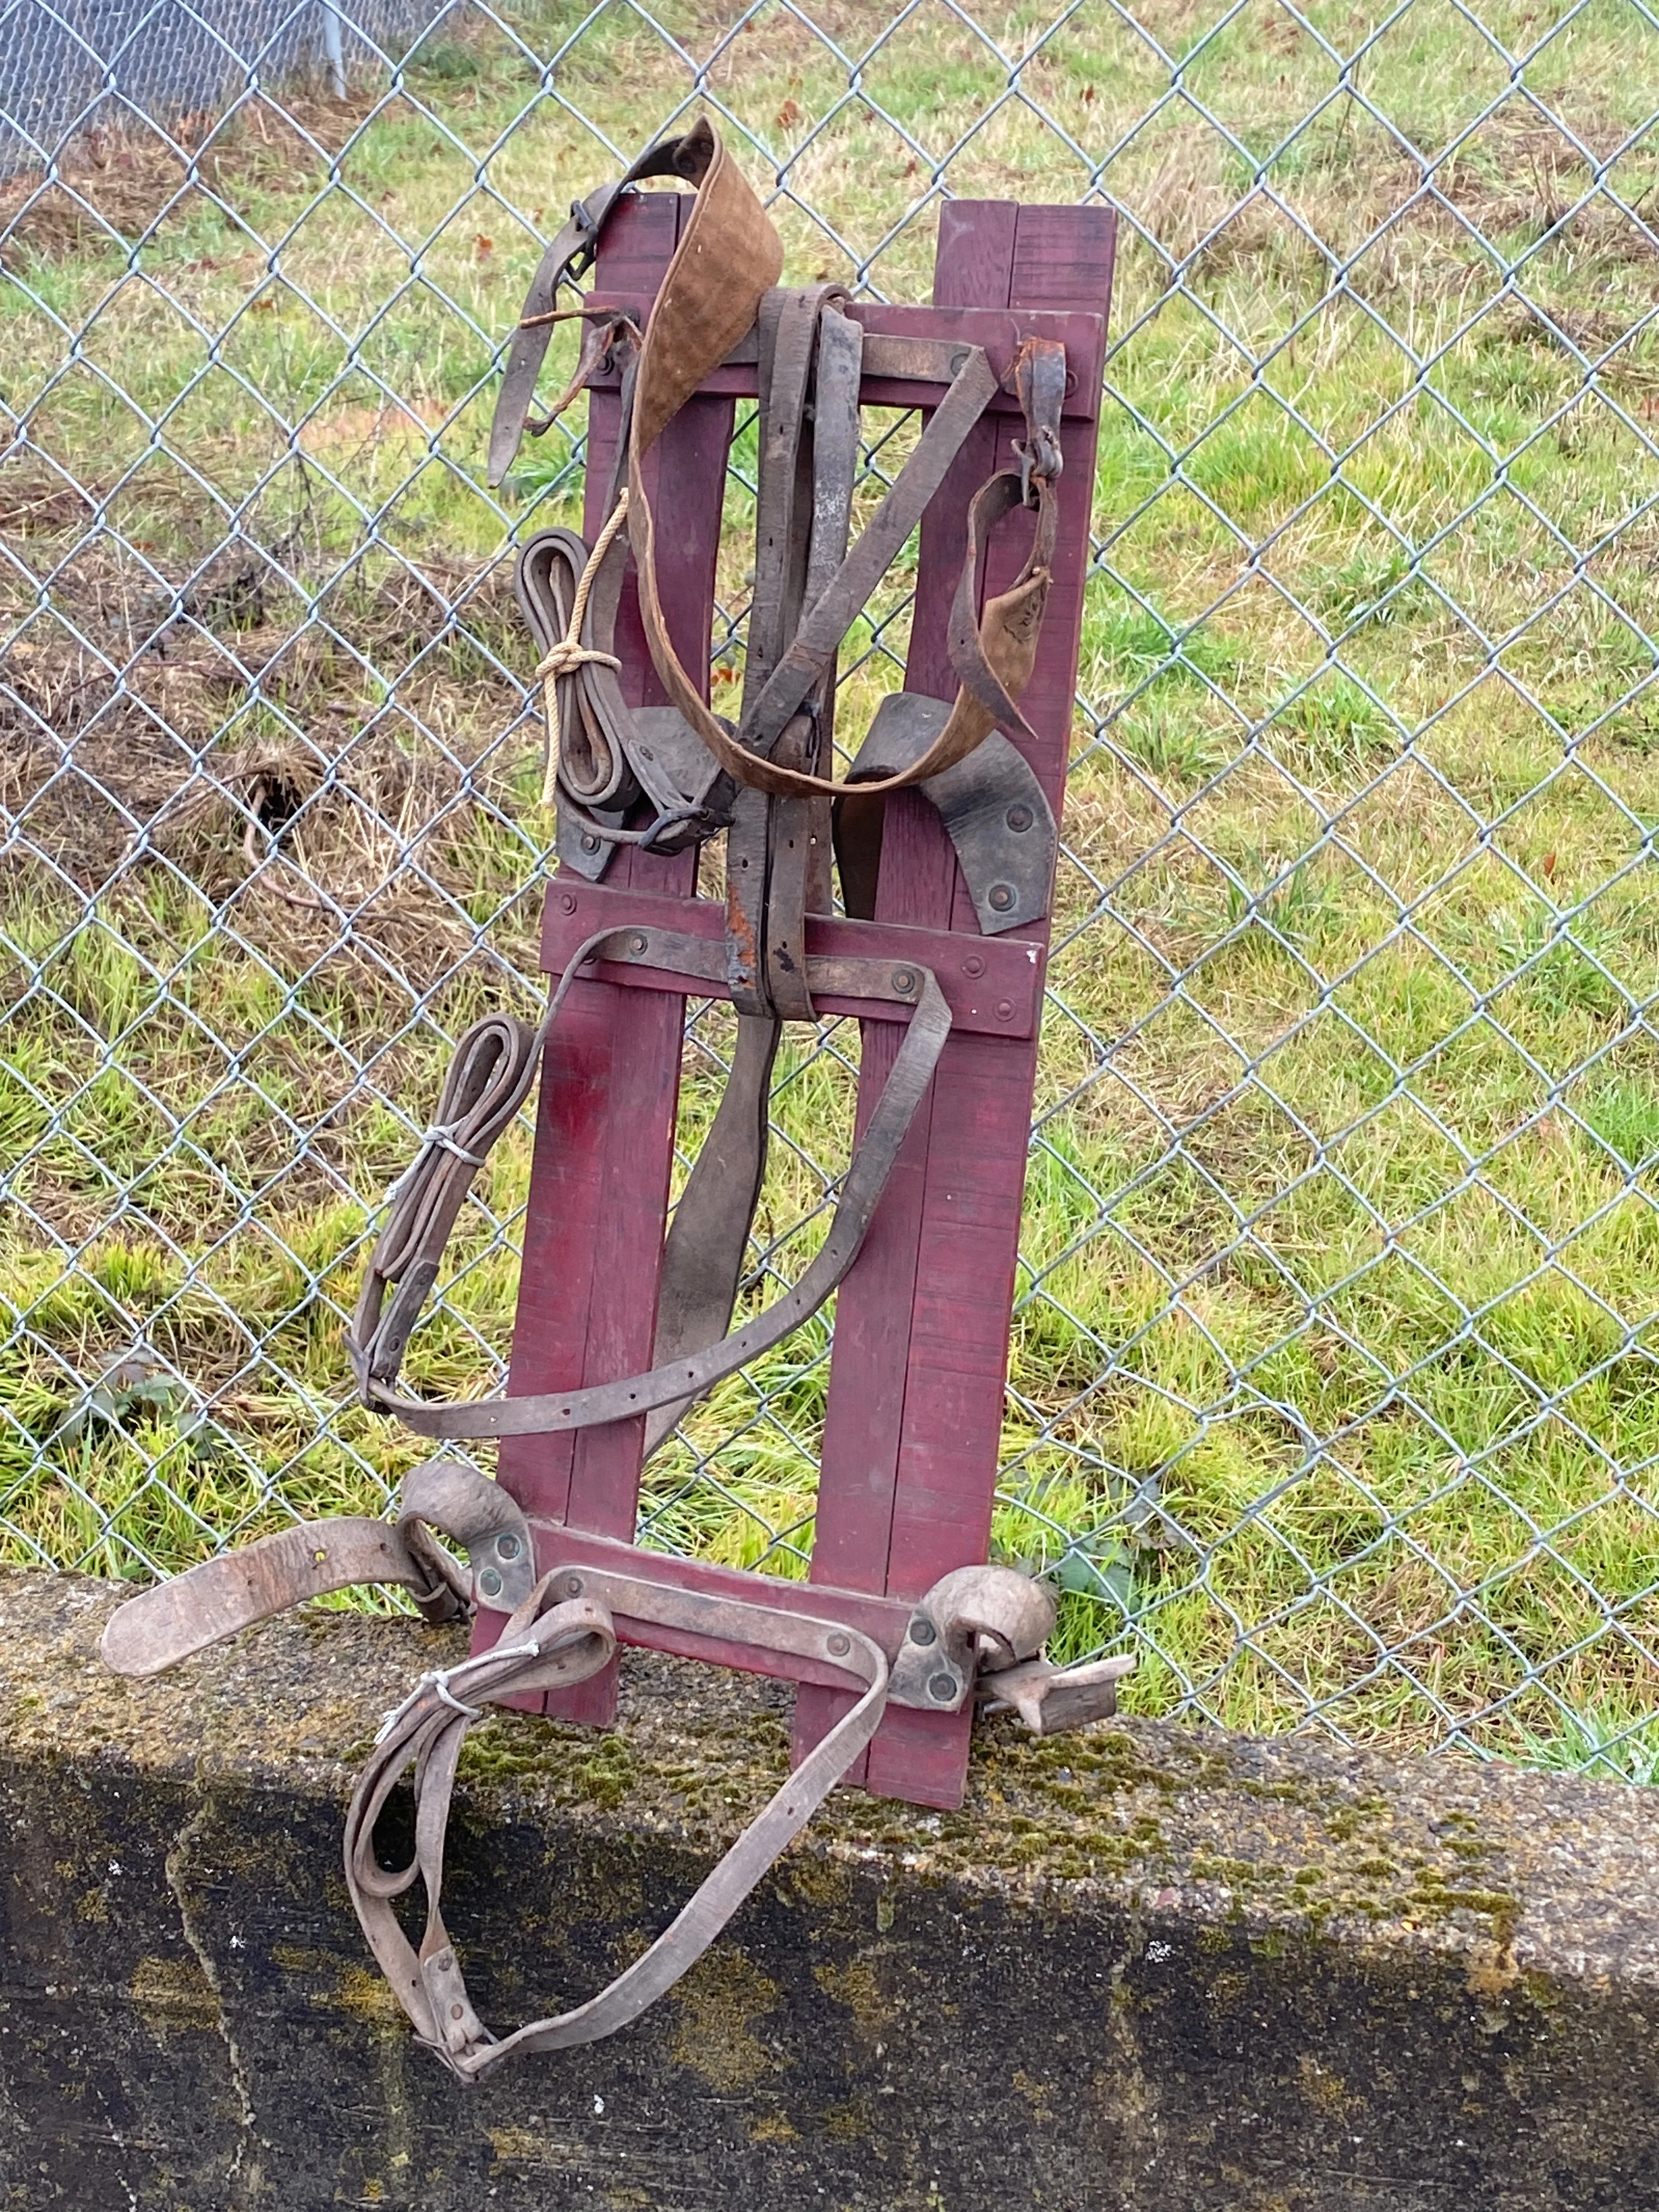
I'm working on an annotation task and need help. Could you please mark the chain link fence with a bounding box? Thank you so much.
[3,0,1657,1773]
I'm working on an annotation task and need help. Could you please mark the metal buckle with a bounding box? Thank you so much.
[1014,425,1064,507]
[1010,333,1067,507]
[567,195,602,283]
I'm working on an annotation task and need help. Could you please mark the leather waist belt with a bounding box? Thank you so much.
[99,117,1132,2087]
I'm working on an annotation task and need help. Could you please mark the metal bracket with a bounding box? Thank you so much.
[555,707,729,880]
[983,1652,1136,1735]
[838,692,1058,936]
[889,1564,1056,1712]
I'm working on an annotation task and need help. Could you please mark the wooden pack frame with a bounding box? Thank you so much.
[490,191,1117,1813]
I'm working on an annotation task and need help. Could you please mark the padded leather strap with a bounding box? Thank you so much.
[488,117,736,486]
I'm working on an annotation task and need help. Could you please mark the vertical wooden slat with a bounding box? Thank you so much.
[487,190,734,1723]
[797,201,1116,1807]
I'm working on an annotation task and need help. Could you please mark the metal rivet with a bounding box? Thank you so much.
[1006,804,1033,832]
[629,932,648,954]
[827,1631,850,1657]
[495,1532,521,1561]
[436,1949,454,1972]
[995,1000,1014,1021]
[928,1672,958,1703]
[949,348,969,377]
[891,967,916,994]
[478,1567,503,1599]
[908,1617,936,1646]
[558,890,577,913]
[451,2002,465,2021]
[579,832,601,854]
[988,883,1015,911]
[565,1574,584,1596]
[962,955,985,978]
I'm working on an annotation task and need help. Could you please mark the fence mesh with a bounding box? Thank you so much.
[3,0,1658,1775]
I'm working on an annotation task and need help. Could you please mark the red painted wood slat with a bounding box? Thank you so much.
[795,201,1116,1807]
[488,191,733,1723]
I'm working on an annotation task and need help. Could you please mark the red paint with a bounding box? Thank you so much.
[797,201,1116,1808]
[540,882,1045,1039]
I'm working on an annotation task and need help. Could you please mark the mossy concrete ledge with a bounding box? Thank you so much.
[2,1572,1657,2211]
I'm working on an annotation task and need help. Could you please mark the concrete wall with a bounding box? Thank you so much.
[2,1568,1657,2210]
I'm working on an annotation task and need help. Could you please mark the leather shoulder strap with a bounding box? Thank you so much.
[488,117,749,486]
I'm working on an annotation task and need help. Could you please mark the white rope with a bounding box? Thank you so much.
[384,1120,486,1204]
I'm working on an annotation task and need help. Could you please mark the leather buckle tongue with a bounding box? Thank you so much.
[421,1942,490,2060]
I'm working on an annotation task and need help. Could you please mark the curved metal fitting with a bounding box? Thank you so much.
[889,1564,1056,1712]
[398,1460,537,1614]
[839,691,1057,937]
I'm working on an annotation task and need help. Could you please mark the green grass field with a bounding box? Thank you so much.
[3,0,1658,1773]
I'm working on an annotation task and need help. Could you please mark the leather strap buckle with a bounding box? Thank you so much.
[1011,332,1066,505]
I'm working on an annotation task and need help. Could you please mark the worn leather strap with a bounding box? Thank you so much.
[99,1516,463,1675]
[347,931,951,1441]
[629,337,1005,801]
[644,1011,780,1459]
[344,1577,620,2069]
[100,1460,540,1676]
[488,117,740,486]
[352,1568,888,2082]
[726,284,843,1017]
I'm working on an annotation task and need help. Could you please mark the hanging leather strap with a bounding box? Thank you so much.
[346,929,950,1442]
[643,1011,780,1459]
[351,1565,888,2082]
[102,1462,894,2084]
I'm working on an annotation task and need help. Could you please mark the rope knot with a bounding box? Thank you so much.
[536,639,622,683]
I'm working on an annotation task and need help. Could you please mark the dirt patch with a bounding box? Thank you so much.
[0,88,386,265]
[1,475,534,979]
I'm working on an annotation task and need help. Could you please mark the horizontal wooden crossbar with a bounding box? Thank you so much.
[541,881,1046,1039]
[582,296,1105,417]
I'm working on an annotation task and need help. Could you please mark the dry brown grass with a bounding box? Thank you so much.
[0,87,385,263]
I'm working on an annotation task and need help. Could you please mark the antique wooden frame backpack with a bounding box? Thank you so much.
[102,122,1123,2080]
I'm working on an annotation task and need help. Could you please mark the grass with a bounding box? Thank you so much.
[3,0,1659,1773]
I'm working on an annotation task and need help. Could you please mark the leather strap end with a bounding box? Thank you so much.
[366,1260,439,1388]
[100,1517,433,1677]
